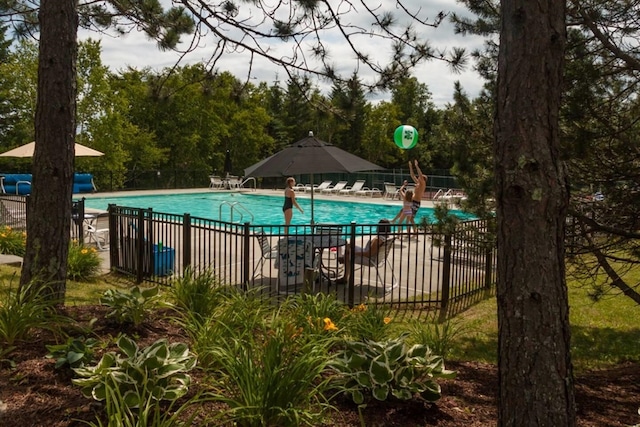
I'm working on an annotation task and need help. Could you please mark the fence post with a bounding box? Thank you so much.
[242,222,251,290]
[484,246,493,296]
[108,204,116,269]
[347,222,356,308]
[439,232,452,320]
[135,209,145,284]
[183,214,191,273]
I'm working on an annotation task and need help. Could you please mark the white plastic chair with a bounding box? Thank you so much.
[252,231,278,278]
[86,223,110,250]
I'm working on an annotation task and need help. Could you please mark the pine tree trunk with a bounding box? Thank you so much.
[494,0,576,425]
[20,0,78,300]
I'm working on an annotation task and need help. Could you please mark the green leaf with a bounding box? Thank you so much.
[351,389,365,405]
[369,356,393,385]
[372,384,389,401]
[117,335,138,358]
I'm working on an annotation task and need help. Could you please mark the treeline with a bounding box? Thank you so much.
[0,34,477,191]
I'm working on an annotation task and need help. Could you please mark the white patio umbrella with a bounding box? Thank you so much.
[0,141,104,157]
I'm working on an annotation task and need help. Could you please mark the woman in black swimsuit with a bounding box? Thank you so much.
[283,177,303,234]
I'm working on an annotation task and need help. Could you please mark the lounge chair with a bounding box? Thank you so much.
[338,180,366,196]
[0,197,27,229]
[383,182,401,200]
[209,175,224,189]
[355,185,383,198]
[322,181,348,195]
[227,176,243,189]
[305,180,332,193]
[352,236,398,293]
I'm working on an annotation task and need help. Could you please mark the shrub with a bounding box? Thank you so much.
[0,281,67,346]
[210,316,335,426]
[0,226,26,256]
[72,335,197,408]
[46,335,100,369]
[67,243,101,281]
[407,316,466,359]
[329,333,456,404]
[282,292,348,336]
[343,303,395,342]
[166,267,226,324]
[100,286,161,327]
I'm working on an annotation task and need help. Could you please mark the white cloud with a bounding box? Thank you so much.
[83,0,487,107]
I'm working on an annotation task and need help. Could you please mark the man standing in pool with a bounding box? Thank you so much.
[409,160,427,217]
[283,177,303,234]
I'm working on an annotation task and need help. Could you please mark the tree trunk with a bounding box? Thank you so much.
[20,0,78,300]
[494,0,575,425]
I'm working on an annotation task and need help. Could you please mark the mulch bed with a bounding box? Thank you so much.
[0,305,638,426]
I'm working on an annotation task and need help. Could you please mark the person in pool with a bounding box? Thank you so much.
[283,176,303,234]
[409,159,427,216]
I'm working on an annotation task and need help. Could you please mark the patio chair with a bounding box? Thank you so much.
[86,223,110,251]
[338,180,366,196]
[305,180,332,193]
[322,180,348,195]
[0,197,27,229]
[383,182,401,200]
[355,185,383,198]
[209,175,224,189]
[227,176,243,189]
[252,231,278,279]
[352,236,398,293]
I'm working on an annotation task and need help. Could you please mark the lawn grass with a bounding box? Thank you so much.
[1,263,638,372]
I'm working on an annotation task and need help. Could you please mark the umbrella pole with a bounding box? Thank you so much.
[310,173,315,225]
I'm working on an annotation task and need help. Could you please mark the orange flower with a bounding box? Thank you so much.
[323,317,338,331]
[383,317,392,324]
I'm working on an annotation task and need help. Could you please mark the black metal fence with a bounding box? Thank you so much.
[0,193,496,315]
[64,169,461,196]
[107,205,496,312]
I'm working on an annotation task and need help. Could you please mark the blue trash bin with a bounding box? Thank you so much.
[153,244,175,276]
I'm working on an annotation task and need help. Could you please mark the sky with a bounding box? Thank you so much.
[83,0,488,108]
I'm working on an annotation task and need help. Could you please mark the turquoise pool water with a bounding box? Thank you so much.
[83,192,475,225]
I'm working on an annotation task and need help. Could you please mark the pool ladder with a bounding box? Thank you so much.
[219,201,255,223]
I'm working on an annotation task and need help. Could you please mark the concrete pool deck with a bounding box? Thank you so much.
[85,187,470,306]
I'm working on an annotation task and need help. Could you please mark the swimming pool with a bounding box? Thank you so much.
[83,192,475,225]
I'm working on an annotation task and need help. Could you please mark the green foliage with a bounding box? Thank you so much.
[67,243,101,281]
[330,334,456,404]
[180,286,272,371]
[166,267,225,323]
[343,303,395,342]
[209,316,335,427]
[0,226,26,256]
[100,286,161,327]
[407,316,466,359]
[0,281,67,346]
[46,335,100,370]
[282,292,348,336]
[72,335,196,409]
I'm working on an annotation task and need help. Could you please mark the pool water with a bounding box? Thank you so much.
[83,192,475,225]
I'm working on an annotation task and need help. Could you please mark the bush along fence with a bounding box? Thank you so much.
[106,205,496,314]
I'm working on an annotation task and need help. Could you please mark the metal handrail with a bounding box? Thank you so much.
[241,177,257,191]
[219,201,255,223]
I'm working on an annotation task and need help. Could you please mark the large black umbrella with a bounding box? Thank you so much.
[244,131,384,223]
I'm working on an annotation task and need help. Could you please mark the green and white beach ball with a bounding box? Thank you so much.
[393,125,419,149]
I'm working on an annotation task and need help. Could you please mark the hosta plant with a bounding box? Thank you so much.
[329,333,456,404]
[72,335,197,409]
[100,286,161,327]
[46,335,100,369]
